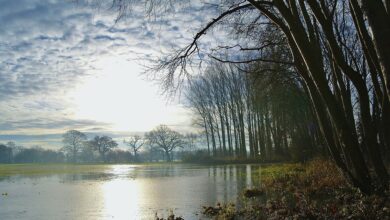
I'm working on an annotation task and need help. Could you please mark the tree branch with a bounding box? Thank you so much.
[208,54,294,65]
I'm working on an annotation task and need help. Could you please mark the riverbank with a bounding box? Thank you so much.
[202,159,390,219]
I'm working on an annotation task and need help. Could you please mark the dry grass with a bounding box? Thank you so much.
[205,159,390,220]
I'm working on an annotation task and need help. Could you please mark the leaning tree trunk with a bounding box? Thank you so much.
[359,0,390,102]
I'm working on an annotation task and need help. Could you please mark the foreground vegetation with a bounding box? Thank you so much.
[203,159,390,220]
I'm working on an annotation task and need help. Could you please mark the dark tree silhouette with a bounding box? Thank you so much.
[124,135,145,162]
[145,125,184,162]
[13,146,64,163]
[62,130,87,163]
[0,144,12,163]
[88,136,118,162]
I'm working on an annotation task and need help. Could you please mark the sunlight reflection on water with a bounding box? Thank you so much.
[102,178,140,219]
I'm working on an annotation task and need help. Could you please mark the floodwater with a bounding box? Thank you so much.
[0,164,263,220]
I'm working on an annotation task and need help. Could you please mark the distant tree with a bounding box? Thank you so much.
[6,141,16,149]
[105,149,132,163]
[80,143,96,163]
[142,144,164,162]
[88,136,118,162]
[145,125,184,162]
[123,135,144,162]
[0,144,12,163]
[62,130,87,162]
[13,146,64,163]
[6,141,22,158]
[184,133,199,152]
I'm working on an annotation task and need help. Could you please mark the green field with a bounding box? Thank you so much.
[0,163,117,177]
[0,162,191,177]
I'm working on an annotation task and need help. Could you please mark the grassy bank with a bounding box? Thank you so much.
[203,159,390,219]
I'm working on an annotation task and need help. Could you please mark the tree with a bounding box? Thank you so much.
[0,144,12,163]
[184,133,199,152]
[124,135,144,162]
[62,130,87,162]
[88,135,118,162]
[79,143,96,163]
[145,125,184,162]
[105,149,132,163]
[13,146,65,163]
[6,141,22,158]
[241,0,389,193]
[186,60,318,161]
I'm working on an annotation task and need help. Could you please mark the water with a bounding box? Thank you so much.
[0,164,262,220]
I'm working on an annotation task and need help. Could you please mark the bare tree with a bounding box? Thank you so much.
[145,125,184,162]
[124,135,144,162]
[6,141,22,158]
[62,130,87,163]
[88,136,118,162]
[184,133,199,152]
[0,144,12,163]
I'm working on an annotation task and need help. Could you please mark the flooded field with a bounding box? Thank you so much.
[0,164,262,220]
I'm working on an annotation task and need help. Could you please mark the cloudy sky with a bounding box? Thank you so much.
[0,0,220,148]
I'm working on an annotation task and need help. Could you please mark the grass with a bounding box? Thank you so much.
[0,161,195,177]
[0,163,116,177]
[203,158,390,219]
[251,159,346,194]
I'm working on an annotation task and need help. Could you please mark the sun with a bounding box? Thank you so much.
[68,55,186,132]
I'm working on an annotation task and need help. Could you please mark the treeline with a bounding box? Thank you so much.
[61,126,194,163]
[0,143,65,163]
[0,125,199,164]
[186,60,321,162]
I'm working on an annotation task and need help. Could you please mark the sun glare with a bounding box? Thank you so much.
[102,178,140,219]
[68,56,183,132]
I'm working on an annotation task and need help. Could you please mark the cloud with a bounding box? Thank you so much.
[0,118,108,131]
[0,0,218,147]
[0,0,212,100]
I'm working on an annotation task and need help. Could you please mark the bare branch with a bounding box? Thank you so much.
[208,54,294,65]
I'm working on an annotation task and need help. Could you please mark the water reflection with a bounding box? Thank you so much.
[0,164,263,220]
[102,179,140,219]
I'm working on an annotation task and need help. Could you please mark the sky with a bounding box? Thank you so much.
[0,0,219,149]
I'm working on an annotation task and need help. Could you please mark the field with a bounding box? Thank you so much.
[0,163,115,177]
